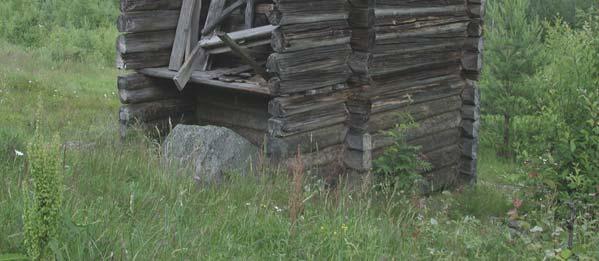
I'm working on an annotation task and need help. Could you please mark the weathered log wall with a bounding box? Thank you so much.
[117,0,194,137]
[341,0,484,190]
[115,0,484,188]
[118,73,194,137]
[265,0,352,170]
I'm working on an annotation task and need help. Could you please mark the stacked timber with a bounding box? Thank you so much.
[117,0,184,69]
[345,0,483,190]
[266,0,352,168]
[117,0,194,138]
[118,73,194,137]
[459,0,485,184]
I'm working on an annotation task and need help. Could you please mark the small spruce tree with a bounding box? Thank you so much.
[482,0,542,158]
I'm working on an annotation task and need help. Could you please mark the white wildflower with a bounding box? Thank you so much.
[274,206,283,212]
[552,227,564,237]
[430,218,438,226]
[530,226,544,233]
[15,150,24,156]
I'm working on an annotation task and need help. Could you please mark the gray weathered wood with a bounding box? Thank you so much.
[202,0,247,36]
[169,0,196,71]
[141,67,270,95]
[245,0,256,29]
[217,32,270,80]
[117,10,180,33]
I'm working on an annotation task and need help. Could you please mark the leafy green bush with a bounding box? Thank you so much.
[373,116,432,193]
[520,13,599,201]
[23,132,63,260]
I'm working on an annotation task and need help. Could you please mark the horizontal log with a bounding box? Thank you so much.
[464,37,484,53]
[120,99,194,123]
[267,123,347,157]
[462,104,480,121]
[269,0,348,25]
[119,113,193,139]
[280,144,344,170]
[364,96,462,132]
[376,0,465,8]
[462,80,480,106]
[118,85,181,104]
[140,67,271,95]
[116,49,171,70]
[268,104,347,136]
[375,5,469,25]
[467,19,483,37]
[461,119,480,139]
[462,51,483,73]
[116,30,175,54]
[467,0,486,18]
[461,138,478,160]
[118,73,174,90]
[344,148,372,171]
[459,156,477,177]
[196,101,270,131]
[268,90,350,117]
[117,10,180,33]
[271,26,351,53]
[372,110,461,147]
[372,124,461,153]
[424,144,461,170]
[421,164,459,193]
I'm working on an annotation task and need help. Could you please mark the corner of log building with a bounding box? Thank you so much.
[115,0,485,191]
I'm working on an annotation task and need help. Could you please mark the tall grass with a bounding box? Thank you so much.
[0,0,119,65]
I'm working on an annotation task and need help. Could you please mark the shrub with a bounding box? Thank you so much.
[23,132,63,260]
[373,116,432,193]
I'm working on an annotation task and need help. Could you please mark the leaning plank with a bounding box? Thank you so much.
[217,32,271,80]
[187,0,203,58]
[141,67,270,95]
[197,0,227,70]
[169,0,196,71]
[173,25,276,89]
[245,0,256,29]
[202,0,247,36]
[173,44,208,90]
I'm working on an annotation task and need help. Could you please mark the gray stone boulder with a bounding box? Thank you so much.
[162,125,260,184]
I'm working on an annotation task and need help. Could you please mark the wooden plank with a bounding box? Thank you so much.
[216,32,270,80]
[174,44,208,90]
[169,0,196,71]
[187,0,203,58]
[197,0,227,70]
[245,0,256,29]
[173,25,275,90]
[141,67,270,95]
[202,0,247,36]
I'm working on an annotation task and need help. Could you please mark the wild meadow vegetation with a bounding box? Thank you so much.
[0,0,598,259]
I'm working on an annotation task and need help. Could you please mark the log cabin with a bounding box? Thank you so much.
[116,0,484,190]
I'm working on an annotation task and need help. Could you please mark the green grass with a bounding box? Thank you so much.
[0,42,598,260]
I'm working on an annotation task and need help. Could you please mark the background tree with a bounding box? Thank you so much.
[482,0,542,158]
[529,0,598,27]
